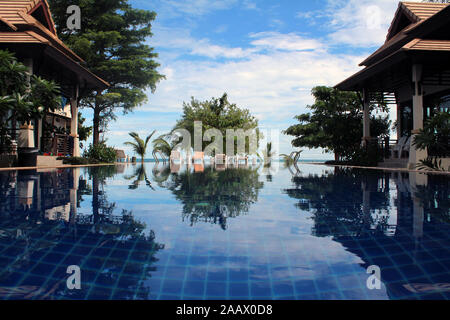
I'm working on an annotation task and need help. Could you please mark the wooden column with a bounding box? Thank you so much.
[70,85,80,157]
[362,88,371,146]
[409,64,427,169]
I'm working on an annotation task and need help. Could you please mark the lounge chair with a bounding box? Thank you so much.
[237,154,248,165]
[194,163,204,173]
[391,136,408,159]
[400,136,411,159]
[215,154,227,171]
[170,162,181,173]
[170,150,182,164]
[193,152,204,164]
[215,154,227,165]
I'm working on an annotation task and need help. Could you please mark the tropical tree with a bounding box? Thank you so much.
[152,134,180,163]
[259,142,275,167]
[174,93,260,155]
[124,131,156,163]
[284,86,390,162]
[78,112,92,149]
[49,0,164,145]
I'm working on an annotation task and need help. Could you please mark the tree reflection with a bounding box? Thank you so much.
[0,168,164,300]
[166,167,264,230]
[124,164,154,190]
[284,168,391,237]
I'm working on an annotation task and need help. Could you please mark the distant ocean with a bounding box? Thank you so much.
[134,159,329,163]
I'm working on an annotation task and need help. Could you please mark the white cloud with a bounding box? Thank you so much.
[107,29,368,157]
[141,30,365,126]
[152,26,256,59]
[297,0,423,48]
[250,32,326,52]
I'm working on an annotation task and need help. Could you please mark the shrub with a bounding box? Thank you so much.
[325,143,383,167]
[83,143,116,163]
[59,157,93,165]
[347,143,384,167]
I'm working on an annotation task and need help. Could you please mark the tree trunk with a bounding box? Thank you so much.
[93,108,100,146]
[334,153,340,162]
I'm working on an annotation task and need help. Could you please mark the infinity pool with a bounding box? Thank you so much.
[0,163,449,300]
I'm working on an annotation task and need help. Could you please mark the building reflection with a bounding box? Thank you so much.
[284,168,450,299]
[0,168,164,300]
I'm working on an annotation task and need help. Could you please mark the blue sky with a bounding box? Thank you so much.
[84,0,418,160]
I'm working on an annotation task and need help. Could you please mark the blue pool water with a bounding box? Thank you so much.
[0,163,448,300]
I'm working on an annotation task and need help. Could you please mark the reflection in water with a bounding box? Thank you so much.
[124,164,155,190]
[0,168,164,300]
[0,163,449,300]
[284,168,450,300]
[161,165,264,230]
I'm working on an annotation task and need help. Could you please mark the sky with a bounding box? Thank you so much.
[84,0,423,160]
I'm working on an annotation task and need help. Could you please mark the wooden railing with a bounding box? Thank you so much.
[41,134,73,156]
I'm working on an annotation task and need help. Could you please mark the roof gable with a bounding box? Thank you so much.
[28,0,56,35]
[386,2,447,41]
[0,15,17,31]
[360,1,450,67]
[0,0,56,34]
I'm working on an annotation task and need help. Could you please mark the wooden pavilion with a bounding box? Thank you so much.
[0,0,108,165]
[336,2,450,169]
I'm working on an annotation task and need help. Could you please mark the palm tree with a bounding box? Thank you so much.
[152,134,181,163]
[124,131,156,163]
[259,142,275,167]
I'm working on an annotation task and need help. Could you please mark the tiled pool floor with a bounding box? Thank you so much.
[0,163,448,300]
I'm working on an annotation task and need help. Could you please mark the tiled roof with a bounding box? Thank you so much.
[404,39,450,51]
[360,1,449,66]
[0,1,83,62]
[0,30,48,43]
[0,15,17,30]
[402,1,448,20]
[0,0,38,24]
[0,0,109,90]
[17,10,84,62]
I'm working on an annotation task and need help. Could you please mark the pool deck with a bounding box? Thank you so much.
[0,162,449,175]
[0,163,116,172]
[311,163,450,175]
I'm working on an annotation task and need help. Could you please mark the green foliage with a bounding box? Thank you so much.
[280,151,302,166]
[174,93,260,154]
[284,86,390,162]
[78,112,92,145]
[48,0,164,144]
[412,111,450,172]
[345,143,384,167]
[124,131,156,161]
[0,50,61,150]
[413,112,450,158]
[416,157,448,172]
[152,133,180,161]
[258,142,274,167]
[83,143,116,163]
